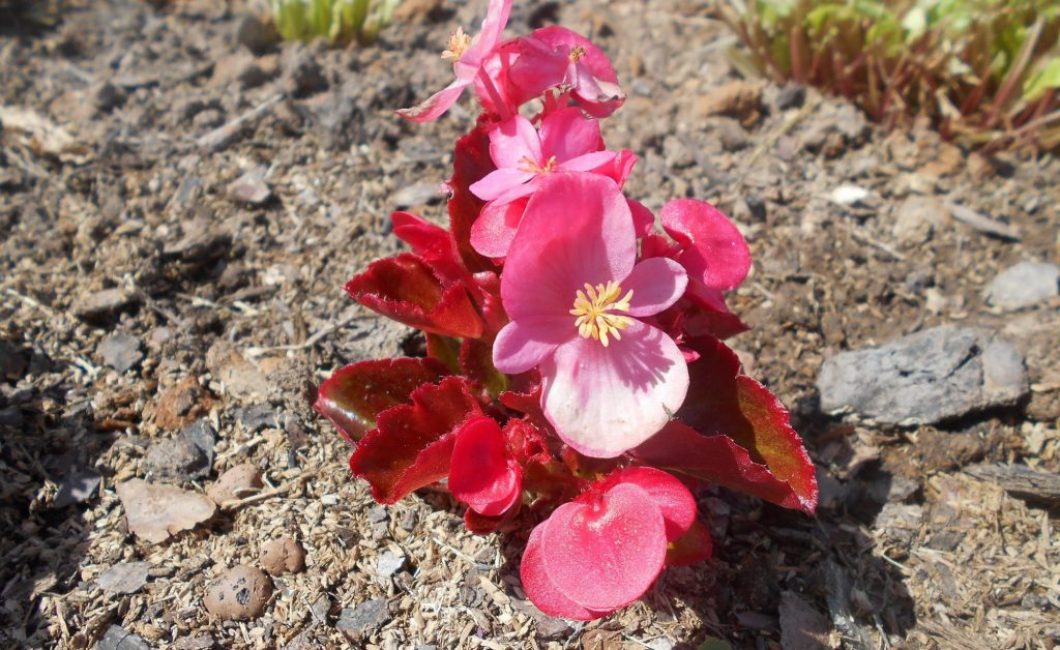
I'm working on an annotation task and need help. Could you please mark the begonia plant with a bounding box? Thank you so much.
[316,0,818,621]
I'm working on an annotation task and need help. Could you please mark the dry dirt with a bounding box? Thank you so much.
[1,1,1058,649]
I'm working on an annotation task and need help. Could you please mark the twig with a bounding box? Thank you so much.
[219,470,318,511]
[196,93,284,153]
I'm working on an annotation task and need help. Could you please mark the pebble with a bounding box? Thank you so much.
[206,463,263,504]
[97,561,151,595]
[392,181,442,209]
[376,550,406,577]
[335,599,390,640]
[983,261,1059,311]
[116,479,216,544]
[97,625,150,650]
[203,565,273,620]
[75,288,137,321]
[695,80,762,124]
[144,436,210,482]
[96,334,143,373]
[817,325,1028,425]
[828,184,870,207]
[775,84,806,110]
[226,168,272,205]
[892,195,949,245]
[260,537,306,576]
[54,470,101,508]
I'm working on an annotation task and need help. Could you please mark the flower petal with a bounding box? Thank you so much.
[502,173,634,322]
[622,257,688,317]
[397,77,471,123]
[492,318,570,375]
[556,150,619,173]
[461,0,513,66]
[540,320,689,458]
[601,467,696,541]
[489,115,543,170]
[449,416,522,517]
[627,199,654,237]
[469,168,536,202]
[541,482,666,611]
[660,199,751,291]
[539,107,603,162]
[469,197,528,258]
[520,521,606,621]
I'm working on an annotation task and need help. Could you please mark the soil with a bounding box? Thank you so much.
[1,1,1058,648]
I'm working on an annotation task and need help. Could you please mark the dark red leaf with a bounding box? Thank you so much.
[464,504,520,534]
[448,116,497,274]
[315,358,448,443]
[345,253,484,338]
[682,281,750,340]
[460,337,508,396]
[665,520,713,567]
[425,334,461,373]
[391,211,467,282]
[349,377,483,504]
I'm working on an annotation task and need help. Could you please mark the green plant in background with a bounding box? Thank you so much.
[269,0,402,46]
[717,0,1060,150]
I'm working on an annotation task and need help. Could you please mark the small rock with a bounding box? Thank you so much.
[206,341,269,403]
[75,288,137,321]
[392,181,442,209]
[226,169,272,205]
[534,617,571,640]
[336,599,390,640]
[93,81,125,112]
[779,591,832,650]
[715,118,750,151]
[376,550,406,577]
[172,634,215,650]
[983,261,1059,311]
[153,376,210,430]
[233,404,278,431]
[892,195,949,245]
[203,565,273,620]
[97,625,150,650]
[776,84,806,110]
[260,537,306,576]
[393,0,443,22]
[695,80,763,125]
[236,13,278,55]
[54,470,101,508]
[817,325,1028,425]
[874,503,923,551]
[367,505,388,524]
[206,463,263,505]
[97,562,151,595]
[163,219,232,266]
[96,334,143,373]
[828,184,869,207]
[145,420,215,482]
[116,479,216,544]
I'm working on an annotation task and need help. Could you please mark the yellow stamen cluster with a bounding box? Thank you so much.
[569,45,587,62]
[442,27,472,62]
[570,281,634,347]
[518,155,558,174]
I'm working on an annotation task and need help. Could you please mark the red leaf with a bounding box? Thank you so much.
[349,377,483,504]
[315,358,448,443]
[448,117,497,274]
[635,337,818,514]
[682,281,750,340]
[391,211,466,282]
[665,520,713,567]
[460,337,508,396]
[449,416,522,517]
[345,253,484,338]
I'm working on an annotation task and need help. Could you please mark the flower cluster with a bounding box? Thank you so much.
[316,0,818,621]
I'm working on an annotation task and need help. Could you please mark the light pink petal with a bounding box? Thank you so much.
[539,107,603,162]
[507,36,569,104]
[556,151,619,173]
[627,199,654,236]
[520,521,607,621]
[502,173,634,321]
[469,168,536,202]
[597,149,638,188]
[492,318,570,375]
[621,257,688,317]
[542,482,666,611]
[470,198,527,258]
[660,199,751,291]
[490,115,543,170]
[397,77,471,123]
[449,416,522,517]
[540,320,689,458]
[601,467,697,541]
[461,0,513,66]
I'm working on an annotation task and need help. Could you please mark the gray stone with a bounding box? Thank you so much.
[97,334,143,373]
[983,261,1059,311]
[392,181,441,209]
[226,168,272,205]
[892,195,948,245]
[817,326,1028,425]
[376,550,406,577]
[145,436,210,482]
[336,599,390,640]
[97,562,150,595]
[97,625,150,650]
[181,419,217,468]
[779,591,831,650]
[54,470,101,508]
[75,288,137,321]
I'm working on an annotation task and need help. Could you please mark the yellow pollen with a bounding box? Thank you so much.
[441,27,472,62]
[569,281,634,347]
[517,155,558,174]
[569,45,587,62]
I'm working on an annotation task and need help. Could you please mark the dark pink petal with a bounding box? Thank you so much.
[627,199,654,237]
[489,115,542,169]
[622,257,688,318]
[506,36,570,104]
[539,107,603,161]
[461,0,513,66]
[555,150,620,173]
[529,26,624,117]
[397,77,471,123]
[520,522,606,621]
[540,320,688,458]
[469,168,536,202]
[501,173,634,322]
[660,199,750,291]
[449,416,522,517]
[596,149,638,188]
[493,317,570,375]
[684,281,750,339]
[601,467,696,541]
[469,197,527,258]
[542,483,666,611]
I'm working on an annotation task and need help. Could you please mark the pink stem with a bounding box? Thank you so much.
[477,67,512,121]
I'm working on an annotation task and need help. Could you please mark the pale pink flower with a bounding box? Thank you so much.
[491,174,689,458]
[398,0,513,122]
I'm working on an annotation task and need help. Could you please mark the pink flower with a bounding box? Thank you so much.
[491,174,689,458]
[520,467,696,620]
[449,416,522,517]
[509,26,625,118]
[398,0,513,122]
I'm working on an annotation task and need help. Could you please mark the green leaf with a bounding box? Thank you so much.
[1024,57,1060,101]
